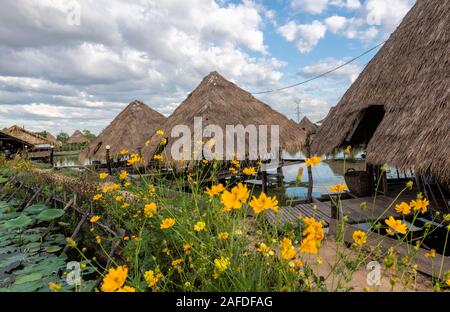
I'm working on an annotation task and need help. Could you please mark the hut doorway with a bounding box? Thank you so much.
[345,105,385,146]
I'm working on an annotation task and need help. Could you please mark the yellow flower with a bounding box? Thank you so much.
[99,172,108,180]
[329,183,348,193]
[153,154,163,161]
[183,243,192,252]
[160,218,176,229]
[115,195,123,202]
[385,216,407,235]
[92,194,102,201]
[305,156,321,167]
[120,149,129,155]
[127,153,144,166]
[111,183,120,190]
[117,286,136,292]
[66,237,76,248]
[386,229,394,236]
[48,282,62,292]
[242,167,257,175]
[280,238,297,260]
[90,215,100,223]
[144,270,162,287]
[124,182,131,187]
[410,195,429,214]
[172,258,184,270]
[102,185,110,193]
[121,203,130,209]
[144,140,151,147]
[406,180,414,189]
[194,221,206,232]
[119,170,128,180]
[425,249,436,258]
[218,232,229,240]
[395,202,411,215]
[160,138,167,145]
[303,217,325,242]
[214,257,230,272]
[344,146,352,155]
[205,184,225,197]
[156,130,164,136]
[352,230,367,247]
[231,159,240,168]
[144,202,157,218]
[249,192,278,214]
[257,243,270,254]
[221,183,249,212]
[95,235,102,244]
[101,266,128,292]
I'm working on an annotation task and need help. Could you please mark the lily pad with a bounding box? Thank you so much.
[44,245,62,253]
[36,209,64,222]
[14,272,43,285]
[4,214,32,229]
[25,204,48,215]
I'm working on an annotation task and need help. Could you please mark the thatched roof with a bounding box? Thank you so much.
[79,101,166,162]
[312,0,450,182]
[2,125,51,147]
[67,130,89,144]
[44,132,61,146]
[299,117,318,136]
[145,71,306,163]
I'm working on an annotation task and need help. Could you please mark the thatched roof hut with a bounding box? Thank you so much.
[145,71,306,163]
[312,0,450,182]
[299,117,318,137]
[67,130,89,145]
[44,132,61,147]
[2,125,51,146]
[79,101,166,162]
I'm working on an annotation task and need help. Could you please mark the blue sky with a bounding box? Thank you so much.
[0,0,415,134]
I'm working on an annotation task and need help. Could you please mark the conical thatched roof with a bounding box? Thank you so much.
[145,71,306,163]
[45,132,61,146]
[3,125,51,146]
[79,101,166,162]
[299,117,318,136]
[67,130,89,145]
[312,0,450,182]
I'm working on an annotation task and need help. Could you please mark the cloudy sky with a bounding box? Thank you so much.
[0,0,415,135]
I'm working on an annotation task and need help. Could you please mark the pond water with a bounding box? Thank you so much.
[54,154,84,167]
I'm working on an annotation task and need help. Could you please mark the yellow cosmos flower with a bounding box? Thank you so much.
[386,229,395,236]
[218,232,229,240]
[242,167,257,175]
[90,215,100,223]
[144,140,151,147]
[410,194,429,214]
[119,149,129,155]
[395,202,411,215]
[257,243,270,254]
[101,266,128,292]
[425,249,436,258]
[144,202,157,218]
[280,238,297,260]
[99,172,108,180]
[95,235,102,244]
[119,170,128,180]
[344,146,352,155]
[329,183,348,193]
[205,184,225,197]
[160,138,167,145]
[117,286,136,292]
[121,203,130,209]
[124,182,131,187]
[115,195,123,202]
[111,183,120,190]
[231,159,240,168]
[299,237,318,254]
[156,130,164,136]
[48,282,62,292]
[194,221,206,232]
[249,192,278,214]
[153,154,163,161]
[352,230,367,247]
[305,156,321,167]
[183,243,192,252]
[92,194,102,201]
[221,183,249,212]
[160,218,176,229]
[144,270,162,287]
[385,216,407,235]
[214,257,230,273]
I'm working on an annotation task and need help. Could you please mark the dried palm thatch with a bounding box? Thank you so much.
[3,125,51,146]
[312,0,450,182]
[144,71,306,164]
[67,130,89,145]
[79,101,166,162]
[299,117,318,137]
[44,132,61,146]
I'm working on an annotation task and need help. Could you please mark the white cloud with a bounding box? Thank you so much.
[325,15,347,33]
[278,21,327,54]
[0,0,287,134]
[330,0,361,10]
[365,0,415,32]
[291,0,329,14]
[299,57,362,83]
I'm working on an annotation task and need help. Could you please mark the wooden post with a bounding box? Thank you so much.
[276,165,284,188]
[50,146,54,167]
[262,170,268,194]
[307,165,313,203]
[105,145,112,175]
[382,170,388,195]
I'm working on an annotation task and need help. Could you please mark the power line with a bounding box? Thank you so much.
[251,40,386,95]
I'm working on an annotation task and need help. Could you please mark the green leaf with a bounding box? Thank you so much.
[0,177,7,184]
[45,245,62,253]
[4,214,32,229]
[9,280,43,292]
[36,209,64,222]
[14,272,43,285]
[25,204,48,214]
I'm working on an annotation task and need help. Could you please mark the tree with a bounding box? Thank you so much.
[57,132,70,144]
[82,130,96,142]
[34,131,48,138]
